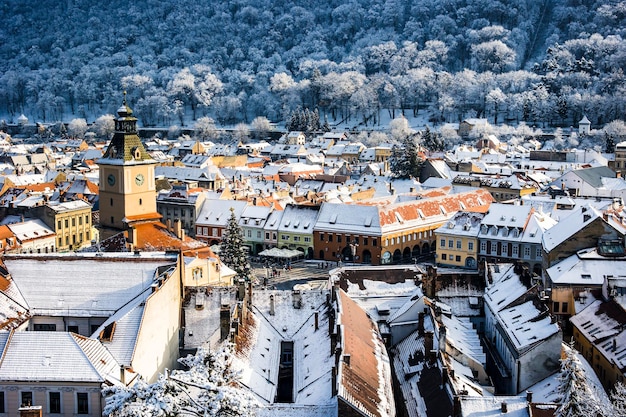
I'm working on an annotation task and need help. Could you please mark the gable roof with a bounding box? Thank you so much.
[0,331,125,384]
[337,290,395,417]
[2,252,178,317]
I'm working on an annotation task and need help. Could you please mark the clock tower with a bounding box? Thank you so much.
[98,93,160,238]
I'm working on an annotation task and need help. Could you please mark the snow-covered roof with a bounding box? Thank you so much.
[233,289,334,408]
[545,247,626,286]
[0,331,126,385]
[7,218,55,242]
[542,204,602,252]
[459,395,529,417]
[484,264,559,352]
[196,199,248,228]
[3,252,178,317]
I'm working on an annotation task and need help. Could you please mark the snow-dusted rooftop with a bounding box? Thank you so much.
[3,252,178,317]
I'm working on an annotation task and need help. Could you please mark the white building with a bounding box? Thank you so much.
[483,264,561,394]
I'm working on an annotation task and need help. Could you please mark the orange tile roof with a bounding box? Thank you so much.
[377,188,494,227]
[0,225,14,240]
[338,290,387,417]
[133,221,210,252]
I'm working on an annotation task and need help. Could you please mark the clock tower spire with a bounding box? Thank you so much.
[98,93,160,239]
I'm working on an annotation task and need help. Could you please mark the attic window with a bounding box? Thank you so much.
[364,217,372,227]
[100,322,116,342]
[395,213,404,223]
[581,274,592,279]
[285,220,290,227]
[304,222,310,229]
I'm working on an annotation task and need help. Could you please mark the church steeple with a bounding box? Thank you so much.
[98,93,159,236]
[102,92,151,162]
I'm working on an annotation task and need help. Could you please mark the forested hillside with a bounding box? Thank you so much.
[0,0,624,129]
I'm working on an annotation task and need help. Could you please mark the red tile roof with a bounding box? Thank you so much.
[338,290,392,417]
[377,188,494,227]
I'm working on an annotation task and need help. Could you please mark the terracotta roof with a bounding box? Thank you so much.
[0,225,14,240]
[338,290,394,417]
[377,188,494,227]
[133,221,209,252]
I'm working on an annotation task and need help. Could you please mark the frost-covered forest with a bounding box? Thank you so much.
[0,0,624,129]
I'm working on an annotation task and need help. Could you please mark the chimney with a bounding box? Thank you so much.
[220,303,230,341]
[237,279,246,301]
[343,354,351,367]
[120,365,126,385]
[424,330,435,363]
[501,402,508,413]
[453,396,462,417]
[314,311,319,330]
[418,312,425,335]
[174,219,182,239]
[526,391,533,403]
[269,294,275,316]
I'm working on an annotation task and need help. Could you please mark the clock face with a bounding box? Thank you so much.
[135,174,145,186]
[107,174,116,186]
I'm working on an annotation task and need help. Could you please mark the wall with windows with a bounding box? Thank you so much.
[0,382,102,417]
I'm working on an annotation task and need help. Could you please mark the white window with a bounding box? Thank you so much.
[247,230,251,237]
[512,245,519,257]
[281,235,289,241]
[257,231,262,238]
[456,240,462,249]
[524,246,531,258]
[536,247,542,258]
[490,241,498,255]
[212,227,217,236]
[480,241,486,253]
[502,244,508,256]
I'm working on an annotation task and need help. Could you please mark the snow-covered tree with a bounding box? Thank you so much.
[94,114,115,139]
[194,116,219,140]
[103,345,257,417]
[220,208,253,282]
[611,382,626,417]
[556,347,608,417]
[250,116,272,139]
[421,126,445,152]
[68,118,88,138]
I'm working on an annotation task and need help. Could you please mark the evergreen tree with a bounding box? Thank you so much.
[605,132,616,153]
[556,346,607,417]
[389,135,423,179]
[421,127,445,152]
[220,208,253,282]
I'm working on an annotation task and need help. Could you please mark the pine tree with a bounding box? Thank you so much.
[556,346,608,417]
[220,208,253,282]
[389,135,423,179]
[421,127,445,152]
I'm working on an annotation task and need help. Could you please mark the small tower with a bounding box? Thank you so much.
[578,115,591,135]
[98,92,160,239]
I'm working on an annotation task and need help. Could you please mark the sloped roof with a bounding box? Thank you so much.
[337,290,395,417]
[3,252,178,317]
[0,331,115,383]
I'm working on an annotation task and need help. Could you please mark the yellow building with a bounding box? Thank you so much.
[435,211,486,269]
[570,298,626,390]
[38,200,92,252]
[98,95,160,241]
